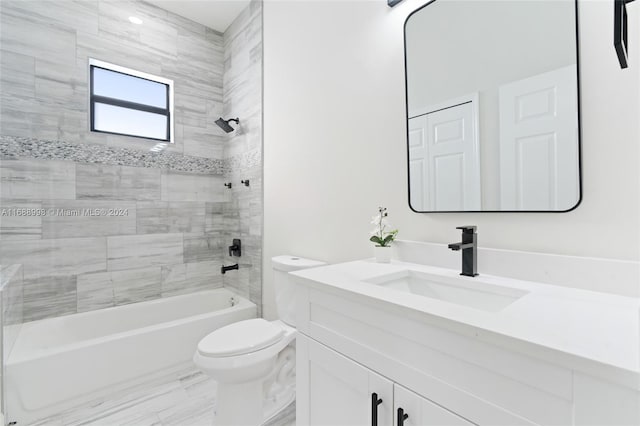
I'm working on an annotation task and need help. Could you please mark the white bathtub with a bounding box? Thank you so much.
[5,288,256,425]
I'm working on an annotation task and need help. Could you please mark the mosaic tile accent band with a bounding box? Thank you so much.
[0,135,224,175]
[222,148,262,175]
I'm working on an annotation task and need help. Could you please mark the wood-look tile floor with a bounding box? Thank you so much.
[29,365,295,426]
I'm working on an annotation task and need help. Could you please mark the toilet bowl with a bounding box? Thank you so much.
[193,255,325,426]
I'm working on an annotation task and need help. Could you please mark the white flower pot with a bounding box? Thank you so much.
[373,246,391,263]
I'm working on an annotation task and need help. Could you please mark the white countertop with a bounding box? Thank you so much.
[291,259,640,388]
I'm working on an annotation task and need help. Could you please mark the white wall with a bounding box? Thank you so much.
[263,0,640,319]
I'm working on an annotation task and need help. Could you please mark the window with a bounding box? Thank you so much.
[89,59,173,142]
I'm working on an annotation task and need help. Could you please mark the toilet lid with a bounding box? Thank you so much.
[198,318,286,357]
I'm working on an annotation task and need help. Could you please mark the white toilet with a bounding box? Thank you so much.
[193,255,325,426]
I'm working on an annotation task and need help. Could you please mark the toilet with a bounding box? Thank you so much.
[193,255,325,426]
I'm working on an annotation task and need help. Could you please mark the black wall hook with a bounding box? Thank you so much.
[615,0,636,69]
[224,182,232,189]
[241,179,250,187]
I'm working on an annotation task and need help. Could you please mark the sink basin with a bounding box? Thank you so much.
[363,270,528,312]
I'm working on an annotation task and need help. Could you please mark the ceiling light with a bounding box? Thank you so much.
[128,16,143,25]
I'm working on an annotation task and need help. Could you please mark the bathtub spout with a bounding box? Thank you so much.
[221,264,239,274]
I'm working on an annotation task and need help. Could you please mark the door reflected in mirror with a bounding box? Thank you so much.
[405,0,581,212]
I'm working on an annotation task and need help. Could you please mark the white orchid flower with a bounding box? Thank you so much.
[368,206,398,247]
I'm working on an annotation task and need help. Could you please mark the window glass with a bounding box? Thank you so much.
[93,103,168,140]
[89,60,172,142]
[92,67,167,108]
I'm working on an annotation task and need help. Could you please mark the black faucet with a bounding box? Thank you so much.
[221,264,239,274]
[448,226,478,277]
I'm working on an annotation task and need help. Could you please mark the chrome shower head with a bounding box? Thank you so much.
[215,117,239,133]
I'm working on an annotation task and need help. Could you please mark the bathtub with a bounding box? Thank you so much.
[5,288,256,425]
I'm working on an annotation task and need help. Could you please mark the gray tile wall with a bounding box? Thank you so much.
[1,264,23,328]
[221,1,264,316]
[0,0,262,322]
[0,0,226,157]
[0,158,228,322]
[1,263,23,417]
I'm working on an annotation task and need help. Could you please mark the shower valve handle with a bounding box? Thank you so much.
[229,239,242,257]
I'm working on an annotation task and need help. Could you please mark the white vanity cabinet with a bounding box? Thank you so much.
[394,384,473,426]
[294,273,640,426]
[297,335,473,426]
[297,335,393,426]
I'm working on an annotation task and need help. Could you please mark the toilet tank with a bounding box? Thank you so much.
[272,255,325,326]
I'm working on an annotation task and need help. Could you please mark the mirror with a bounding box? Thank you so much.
[405,0,581,212]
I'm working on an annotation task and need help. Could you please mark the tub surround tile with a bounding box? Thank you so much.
[0,0,99,37]
[182,130,224,160]
[0,10,76,65]
[0,50,35,98]
[0,0,225,156]
[0,199,43,239]
[0,136,225,175]
[161,172,225,202]
[77,164,161,201]
[23,275,77,322]
[160,264,188,297]
[1,263,24,328]
[112,267,162,306]
[0,0,263,323]
[186,260,223,289]
[204,202,225,235]
[76,32,163,87]
[42,200,137,238]
[161,260,222,297]
[0,237,107,280]
[0,135,262,193]
[136,201,205,235]
[78,266,164,310]
[76,271,115,313]
[183,234,222,264]
[1,263,24,381]
[34,59,87,108]
[220,0,263,311]
[0,159,76,200]
[107,233,183,271]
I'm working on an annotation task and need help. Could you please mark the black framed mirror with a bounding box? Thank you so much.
[404,0,581,212]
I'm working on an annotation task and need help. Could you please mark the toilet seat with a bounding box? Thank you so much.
[198,319,285,357]
[193,320,296,384]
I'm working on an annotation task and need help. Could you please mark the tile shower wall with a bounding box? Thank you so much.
[1,264,23,417]
[0,0,262,321]
[0,156,227,322]
[221,1,263,316]
[0,0,225,157]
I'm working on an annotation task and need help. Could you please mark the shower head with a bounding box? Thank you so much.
[215,117,240,133]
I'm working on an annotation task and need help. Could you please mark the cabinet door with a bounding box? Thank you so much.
[394,384,473,426]
[297,335,393,426]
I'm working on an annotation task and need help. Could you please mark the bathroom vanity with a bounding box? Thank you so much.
[291,246,640,425]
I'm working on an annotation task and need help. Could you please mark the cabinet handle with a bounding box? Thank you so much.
[371,392,383,426]
[397,407,409,426]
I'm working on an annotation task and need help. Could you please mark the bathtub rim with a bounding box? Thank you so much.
[8,287,255,364]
